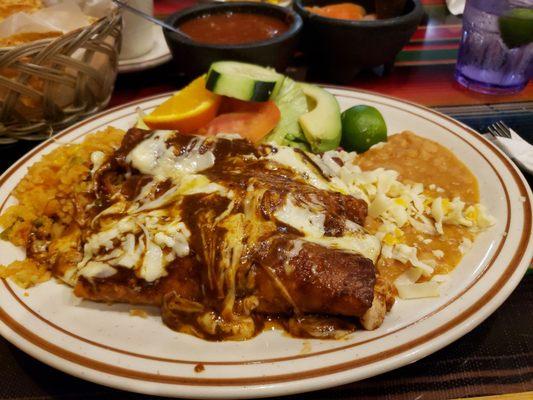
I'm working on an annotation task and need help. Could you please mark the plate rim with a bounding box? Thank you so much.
[0,87,531,397]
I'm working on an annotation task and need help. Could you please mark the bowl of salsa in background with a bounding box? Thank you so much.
[163,2,302,78]
[294,0,423,83]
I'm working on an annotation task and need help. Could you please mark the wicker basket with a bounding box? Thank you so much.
[0,7,122,144]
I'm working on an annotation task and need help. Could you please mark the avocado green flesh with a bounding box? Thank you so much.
[298,84,342,153]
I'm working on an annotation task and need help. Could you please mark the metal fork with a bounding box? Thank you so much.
[486,120,533,174]
[487,121,512,139]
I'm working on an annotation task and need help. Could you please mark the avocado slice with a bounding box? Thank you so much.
[298,84,342,153]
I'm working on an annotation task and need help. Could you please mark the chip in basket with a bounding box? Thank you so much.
[0,0,43,20]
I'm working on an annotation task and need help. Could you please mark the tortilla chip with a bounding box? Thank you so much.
[0,0,43,19]
[0,31,62,47]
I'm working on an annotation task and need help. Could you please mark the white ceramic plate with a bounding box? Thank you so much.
[118,26,172,73]
[0,88,531,399]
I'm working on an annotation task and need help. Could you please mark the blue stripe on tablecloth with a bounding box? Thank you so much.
[434,102,533,142]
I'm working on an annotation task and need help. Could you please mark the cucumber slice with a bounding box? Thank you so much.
[206,61,283,102]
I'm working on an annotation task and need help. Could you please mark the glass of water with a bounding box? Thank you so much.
[454,0,533,95]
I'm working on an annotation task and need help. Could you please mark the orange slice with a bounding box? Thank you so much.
[143,75,221,133]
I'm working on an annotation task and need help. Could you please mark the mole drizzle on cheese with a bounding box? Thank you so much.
[178,12,290,45]
[71,129,382,340]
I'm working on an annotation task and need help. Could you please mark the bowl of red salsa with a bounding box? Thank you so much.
[163,2,302,78]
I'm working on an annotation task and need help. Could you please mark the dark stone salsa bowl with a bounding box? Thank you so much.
[163,2,303,78]
[294,0,424,83]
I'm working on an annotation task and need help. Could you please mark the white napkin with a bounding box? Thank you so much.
[483,131,533,175]
[446,0,465,15]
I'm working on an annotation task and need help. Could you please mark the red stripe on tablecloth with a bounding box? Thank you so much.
[421,0,448,5]
[155,0,195,16]
[412,25,463,41]
[348,65,533,107]
[394,59,457,66]
[404,43,459,51]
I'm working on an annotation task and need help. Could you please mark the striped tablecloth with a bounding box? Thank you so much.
[0,1,531,399]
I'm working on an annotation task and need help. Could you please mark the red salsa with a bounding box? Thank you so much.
[179,12,289,45]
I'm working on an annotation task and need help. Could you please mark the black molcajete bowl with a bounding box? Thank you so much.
[294,0,424,83]
[163,2,303,78]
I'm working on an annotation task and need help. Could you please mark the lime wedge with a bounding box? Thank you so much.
[340,105,387,153]
[498,8,533,49]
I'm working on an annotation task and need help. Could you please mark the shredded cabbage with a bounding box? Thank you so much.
[263,76,309,149]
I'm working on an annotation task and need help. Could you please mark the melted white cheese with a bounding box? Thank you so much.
[274,196,325,237]
[132,186,180,213]
[77,212,190,282]
[90,151,105,175]
[345,219,364,233]
[306,235,381,263]
[79,130,222,283]
[178,175,229,196]
[265,147,382,264]
[126,131,215,180]
[266,147,331,190]
[111,233,144,268]
[81,218,137,260]
[381,244,434,276]
[79,261,117,279]
[140,237,165,282]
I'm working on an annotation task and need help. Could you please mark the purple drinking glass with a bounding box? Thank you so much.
[455,0,533,95]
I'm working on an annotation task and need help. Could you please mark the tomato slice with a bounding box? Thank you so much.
[206,99,280,143]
